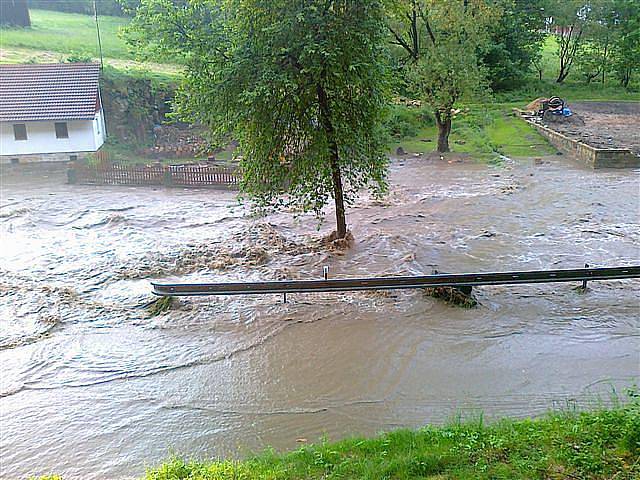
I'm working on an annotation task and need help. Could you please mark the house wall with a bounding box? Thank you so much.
[0,118,104,162]
[92,110,106,149]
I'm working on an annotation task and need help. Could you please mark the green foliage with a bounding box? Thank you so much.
[387,0,499,152]
[384,104,433,139]
[66,52,94,63]
[126,0,391,236]
[482,0,547,90]
[143,401,640,479]
[494,79,640,103]
[610,0,640,88]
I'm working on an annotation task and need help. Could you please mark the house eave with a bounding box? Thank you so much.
[0,116,98,123]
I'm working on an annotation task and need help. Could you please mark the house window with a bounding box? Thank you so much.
[13,124,27,141]
[55,122,69,139]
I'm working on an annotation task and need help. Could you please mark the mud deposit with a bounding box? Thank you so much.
[551,101,640,154]
[1,157,639,479]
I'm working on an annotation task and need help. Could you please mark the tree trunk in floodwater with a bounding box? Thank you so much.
[329,151,347,239]
[316,83,348,239]
[435,111,451,153]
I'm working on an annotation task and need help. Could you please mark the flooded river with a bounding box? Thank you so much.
[1,156,638,479]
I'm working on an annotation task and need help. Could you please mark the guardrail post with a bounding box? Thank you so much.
[323,266,329,280]
[582,263,589,290]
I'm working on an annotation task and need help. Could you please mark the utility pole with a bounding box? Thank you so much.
[94,0,104,69]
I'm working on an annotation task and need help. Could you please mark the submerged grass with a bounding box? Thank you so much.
[147,296,175,316]
[138,398,640,479]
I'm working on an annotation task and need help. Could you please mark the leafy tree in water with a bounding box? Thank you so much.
[126,0,389,240]
[387,0,497,153]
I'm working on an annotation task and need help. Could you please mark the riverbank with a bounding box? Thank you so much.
[38,399,640,479]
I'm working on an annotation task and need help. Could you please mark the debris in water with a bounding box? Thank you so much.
[323,230,355,250]
[118,222,321,279]
[148,296,175,316]
[424,285,478,308]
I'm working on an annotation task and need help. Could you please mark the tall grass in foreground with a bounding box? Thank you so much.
[141,395,639,480]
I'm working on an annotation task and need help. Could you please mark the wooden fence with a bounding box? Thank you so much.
[68,163,240,188]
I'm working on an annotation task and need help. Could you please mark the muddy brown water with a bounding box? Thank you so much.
[1,157,639,479]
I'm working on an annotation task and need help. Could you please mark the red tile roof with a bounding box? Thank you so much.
[0,63,101,122]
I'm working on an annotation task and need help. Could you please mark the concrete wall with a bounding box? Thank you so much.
[0,115,105,163]
[514,109,640,169]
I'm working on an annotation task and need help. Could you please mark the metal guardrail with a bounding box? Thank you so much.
[152,265,640,297]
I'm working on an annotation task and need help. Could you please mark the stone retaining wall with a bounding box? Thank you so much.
[0,151,90,165]
[514,109,640,169]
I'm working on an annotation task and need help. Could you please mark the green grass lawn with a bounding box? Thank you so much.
[0,10,182,76]
[388,104,557,162]
[0,9,131,60]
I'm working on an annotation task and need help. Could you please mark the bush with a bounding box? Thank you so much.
[384,105,433,139]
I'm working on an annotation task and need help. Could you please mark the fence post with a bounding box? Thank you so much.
[67,164,77,184]
[163,167,173,187]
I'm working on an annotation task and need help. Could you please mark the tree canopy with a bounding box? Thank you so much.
[126,0,390,240]
[387,0,498,152]
[482,0,547,90]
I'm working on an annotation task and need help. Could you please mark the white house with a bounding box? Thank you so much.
[0,63,106,164]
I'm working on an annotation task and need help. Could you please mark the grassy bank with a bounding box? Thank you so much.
[36,400,639,479]
[0,9,130,59]
[0,9,180,76]
[145,403,639,480]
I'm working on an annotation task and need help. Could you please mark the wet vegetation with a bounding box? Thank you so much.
[147,296,174,316]
[423,286,478,308]
[118,399,640,479]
